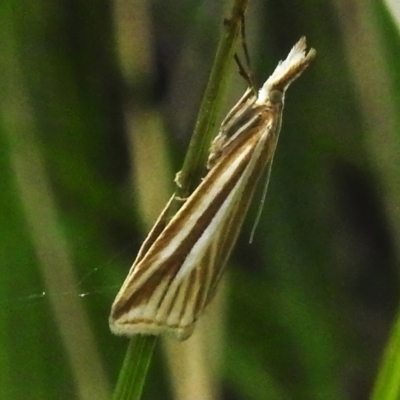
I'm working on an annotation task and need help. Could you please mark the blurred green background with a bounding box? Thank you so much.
[1,0,400,399]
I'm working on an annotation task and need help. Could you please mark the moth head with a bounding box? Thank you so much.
[256,37,315,106]
[255,87,284,107]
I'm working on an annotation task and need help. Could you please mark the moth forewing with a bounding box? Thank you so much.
[109,123,275,339]
[110,37,316,340]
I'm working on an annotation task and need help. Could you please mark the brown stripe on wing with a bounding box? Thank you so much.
[113,258,200,340]
[192,245,216,315]
[173,249,213,328]
[111,142,253,320]
[154,260,198,325]
[133,195,175,265]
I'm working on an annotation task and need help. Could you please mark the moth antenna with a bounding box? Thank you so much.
[240,14,252,78]
[249,140,279,244]
[234,14,257,93]
[234,53,255,93]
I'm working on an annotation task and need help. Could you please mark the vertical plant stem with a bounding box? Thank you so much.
[177,0,250,198]
[112,336,157,400]
[111,0,249,399]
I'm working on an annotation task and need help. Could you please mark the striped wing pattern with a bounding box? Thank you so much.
[110,106,278,339]
[109,37,315,340]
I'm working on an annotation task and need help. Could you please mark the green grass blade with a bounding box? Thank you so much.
[371,312,400,400]
[112,336,157,400]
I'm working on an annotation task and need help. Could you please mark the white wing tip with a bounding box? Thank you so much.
[109,318,194,341]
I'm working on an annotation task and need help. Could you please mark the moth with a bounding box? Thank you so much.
[110,37,316,340]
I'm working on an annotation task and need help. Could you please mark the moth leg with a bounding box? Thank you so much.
[234,15,257,94]
[174,195,189,202]
[174,171,183,188]
[207,133,228,169]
